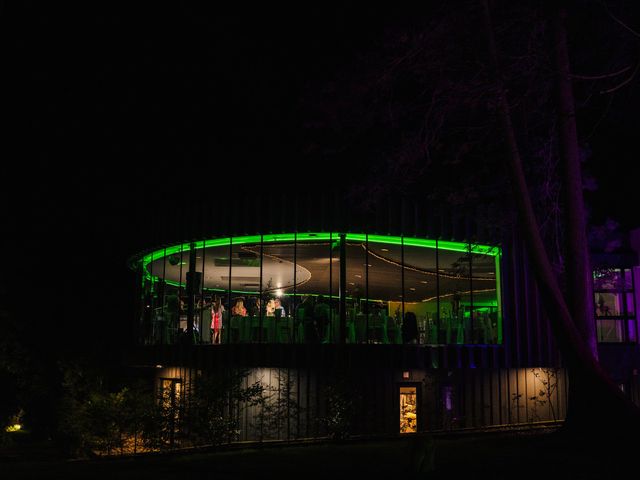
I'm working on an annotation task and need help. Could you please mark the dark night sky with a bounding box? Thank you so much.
[1,3,638,358]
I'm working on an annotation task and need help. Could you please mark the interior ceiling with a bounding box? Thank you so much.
[147,241,497,303]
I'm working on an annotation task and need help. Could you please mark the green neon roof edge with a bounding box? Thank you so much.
[138,232,501,280]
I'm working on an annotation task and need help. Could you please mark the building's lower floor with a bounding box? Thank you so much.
[146,365,568,443]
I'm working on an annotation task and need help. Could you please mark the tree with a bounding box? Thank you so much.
[481,1,640,436]
[184,370,264,446]
[300,1,640,437]
[253,369,301,441]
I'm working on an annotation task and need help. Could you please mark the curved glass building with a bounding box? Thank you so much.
[126,194,574,443]
[133,233,502,347]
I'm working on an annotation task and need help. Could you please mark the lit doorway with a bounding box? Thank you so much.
[399,386,418,433]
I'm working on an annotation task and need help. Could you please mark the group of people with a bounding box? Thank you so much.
[209,296,289,344]
[228,297,287,317]
[212,294,332,344]
[168,292,423,345]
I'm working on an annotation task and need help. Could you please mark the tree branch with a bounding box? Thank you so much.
[602,1,640,39]
[599,60,640,94]
[570,64,631,80]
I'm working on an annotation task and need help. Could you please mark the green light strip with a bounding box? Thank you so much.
[139,232,500,271]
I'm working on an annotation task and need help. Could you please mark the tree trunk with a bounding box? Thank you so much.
[554,6,598,359]
[480,0,640,435]
[553,5,604,432]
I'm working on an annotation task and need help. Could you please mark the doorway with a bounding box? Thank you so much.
[399,386,418,433]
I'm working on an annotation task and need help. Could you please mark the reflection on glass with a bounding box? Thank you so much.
[595,293,623,316]
[593,268,630,291]
[597,319,625,342]
[593,267,636,343]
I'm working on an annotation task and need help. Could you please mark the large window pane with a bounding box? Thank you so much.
[595,292,624,317]
[594,268,623,291]
[365,240,401,344]
[593,266,637,344]
[147,245,187,345]
[257,237,310,343]
[346,237,372,343]
[292,234,337,344]
[389,243,437,345]
[597,319,625,342]
[469,244,500,344]
[226,240,255,344]
[438,249,471,344]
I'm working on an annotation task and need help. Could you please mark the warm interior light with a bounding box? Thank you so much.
[5,424,21,432]
[399,386,417,434]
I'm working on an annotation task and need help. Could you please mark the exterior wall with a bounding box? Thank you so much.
[152,365,567,442]
[501,233,561,368]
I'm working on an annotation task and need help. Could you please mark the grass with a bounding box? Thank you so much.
[1,428,631,479]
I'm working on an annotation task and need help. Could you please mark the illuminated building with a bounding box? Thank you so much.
[126,195,639,441]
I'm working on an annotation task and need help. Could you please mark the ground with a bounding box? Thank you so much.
[0,428,629,479]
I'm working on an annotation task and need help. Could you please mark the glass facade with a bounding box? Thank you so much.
[136,233,502,346]
[594,268,637,343]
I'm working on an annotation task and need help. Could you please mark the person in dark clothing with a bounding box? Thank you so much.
[297,296,318,343]
[314,295,331,343]
[402,311,419,344]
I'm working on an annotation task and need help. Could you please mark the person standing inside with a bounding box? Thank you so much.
[314,295,331,343]
[232,297,248,316]
[274,298,286,318]
[211,296,224,344]
[402,311,419,344]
